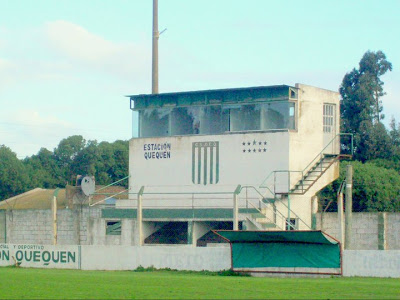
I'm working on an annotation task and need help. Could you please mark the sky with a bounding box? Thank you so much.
[0,0,399,158]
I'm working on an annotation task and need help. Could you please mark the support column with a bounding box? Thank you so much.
[51,188,60,245]
[233,185,241,230]
[337,191,345,247]
[378,212,387,250]
[345,164,353,249]
[137,186,144,246]
[311,196,318,230]
[188,221,210,247]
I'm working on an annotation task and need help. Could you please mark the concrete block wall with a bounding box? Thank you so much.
[5,210,53,245]
[2,207,103,246]
[387,213,400,249]
[317,212,400,250]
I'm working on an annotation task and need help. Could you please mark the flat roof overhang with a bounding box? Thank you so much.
[127,85,298,111]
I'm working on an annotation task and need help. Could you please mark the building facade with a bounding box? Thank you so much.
[111,83,348,245]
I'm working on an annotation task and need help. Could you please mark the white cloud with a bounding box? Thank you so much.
[44,20,149,79]
[0,110,75,157]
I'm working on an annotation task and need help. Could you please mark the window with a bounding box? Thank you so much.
[286,218,298,231]
[106,221,121,235]
[225,104,261,131]
[138,101,296,137]
[140,108,171,137]
[261,102,295,130]
[171,107,200,135]
[323,104,334,133]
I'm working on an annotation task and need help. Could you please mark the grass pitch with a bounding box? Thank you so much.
[0,267,398,299]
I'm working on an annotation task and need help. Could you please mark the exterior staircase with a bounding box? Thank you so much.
[243,134,353,231]
[279,153,349,195]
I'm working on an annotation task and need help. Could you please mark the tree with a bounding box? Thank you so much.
[54,135,87,184]
[0,145,29,200]
[23,148,62,188]
[318,161,400,212]
[340,50,393,161]
[359,51,393,123]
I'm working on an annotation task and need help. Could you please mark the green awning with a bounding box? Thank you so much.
[214,230,341,271]
[215,230,338,245]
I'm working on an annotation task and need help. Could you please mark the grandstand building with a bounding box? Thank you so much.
[108,83,350,246]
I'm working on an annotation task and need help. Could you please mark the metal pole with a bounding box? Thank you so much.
[152,0,159,94]
[233,185,241,230]
[345,165,353,249]
[337,191,345,248]
[52,188,60,245]
[287,172,291,229]
[52,196,57,245]
[137,186,144,246]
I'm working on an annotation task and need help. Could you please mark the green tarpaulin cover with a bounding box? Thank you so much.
[215,230,341,269]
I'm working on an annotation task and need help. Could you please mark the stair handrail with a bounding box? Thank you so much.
[259,133,353,191]
[300,133,353,183]
[245,201,283,230]
[239,185,305,230]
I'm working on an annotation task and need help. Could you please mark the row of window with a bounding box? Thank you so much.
[139,102,296,138]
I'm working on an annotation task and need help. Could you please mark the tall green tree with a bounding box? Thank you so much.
[340,50,392,161]
[0,145,29,200]
[318,161,400,212]
[54,135,87,184]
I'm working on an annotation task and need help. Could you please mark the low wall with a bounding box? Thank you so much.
[0,244,231,272]
[1,244,399,277]
[343,250,400,278]
[317,212,400,250]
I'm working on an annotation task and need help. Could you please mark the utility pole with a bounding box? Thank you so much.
[345,164,353,249]
[152,0,159,94]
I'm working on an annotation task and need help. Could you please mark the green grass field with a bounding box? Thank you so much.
[0,267,399,299]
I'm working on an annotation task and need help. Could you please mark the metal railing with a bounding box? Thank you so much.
[259,133,353,194]
[238,185,310,230]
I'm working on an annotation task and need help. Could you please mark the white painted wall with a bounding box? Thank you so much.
[2,244,400,278]
[0,244,79,269]
[342,250,400,278]
[129,131,289,208]
[126,84,341,230]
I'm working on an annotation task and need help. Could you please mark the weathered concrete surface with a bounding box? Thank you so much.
[317,212,400,250]
[343,250,400,278]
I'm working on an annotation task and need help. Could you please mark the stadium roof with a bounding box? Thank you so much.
[128,85,299,110]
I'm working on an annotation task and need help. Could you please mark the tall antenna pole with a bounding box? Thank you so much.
[152,0,159,94]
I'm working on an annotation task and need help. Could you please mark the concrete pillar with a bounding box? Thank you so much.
[121,219,134,246]
[188,221,210,247]
[378,212,387,250]
[140,222,165,245]
[137,186,144,246]
[311,196,318,230]
[345,164,353,249]
[233,185,241,231]
[73,207,81,245]
[337,192,345,247]
[89,218,106,245]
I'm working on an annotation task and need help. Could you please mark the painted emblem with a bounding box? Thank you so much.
[192,141,219,185]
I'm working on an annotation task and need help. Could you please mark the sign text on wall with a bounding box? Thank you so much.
[143,143,171,160]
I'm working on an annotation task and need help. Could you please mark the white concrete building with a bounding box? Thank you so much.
[109,83,351,245]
